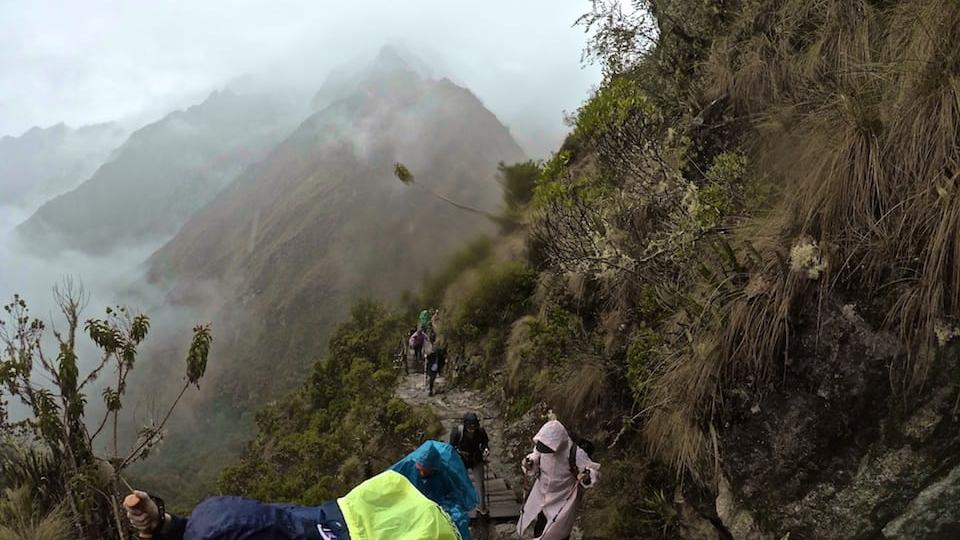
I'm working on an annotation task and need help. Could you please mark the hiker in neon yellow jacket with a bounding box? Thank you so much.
[389,440,477,540]
[125,470,460,540]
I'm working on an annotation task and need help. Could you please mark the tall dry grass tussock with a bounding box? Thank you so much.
[505,315,537,393]
[0,486,72,540]
[645,0,960,480]
[538,359,609,424]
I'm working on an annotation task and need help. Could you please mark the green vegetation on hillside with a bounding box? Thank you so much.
[217,300,441,504]
[391,1,960,536]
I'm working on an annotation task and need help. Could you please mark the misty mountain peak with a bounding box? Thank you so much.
[311,46,429,111]
[16,122,68,141]
[200,88,240,106]
[16,88,300,255]
[372,45,410,70]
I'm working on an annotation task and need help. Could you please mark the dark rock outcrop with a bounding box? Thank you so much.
[716,300,960,539]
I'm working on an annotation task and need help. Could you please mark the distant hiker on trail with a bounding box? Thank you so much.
[450,412,490,515]
[409,327,427,373]
[418,308,432,333]
[390,440,478,540]
[124,469,461,540]
[421,333,434,388]
[425,346,445,396]
[517,420,600,540]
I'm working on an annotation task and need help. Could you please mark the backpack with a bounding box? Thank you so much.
[566,431,595,476]
[453,419,485,468]
[454,423,481,448]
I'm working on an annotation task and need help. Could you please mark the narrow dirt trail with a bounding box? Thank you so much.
[395,371,521,540]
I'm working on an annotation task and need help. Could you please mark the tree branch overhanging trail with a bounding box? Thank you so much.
[393,162,512,224]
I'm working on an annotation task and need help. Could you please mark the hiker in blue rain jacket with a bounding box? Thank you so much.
[389,440,478,540]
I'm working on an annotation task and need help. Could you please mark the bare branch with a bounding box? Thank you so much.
[120,382,190,470]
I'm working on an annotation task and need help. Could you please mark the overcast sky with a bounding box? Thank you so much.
[0,0,601,156]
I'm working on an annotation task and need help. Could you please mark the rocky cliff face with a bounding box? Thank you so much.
[686,300,960,539]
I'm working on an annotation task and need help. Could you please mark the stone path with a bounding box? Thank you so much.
[395,370,523,540]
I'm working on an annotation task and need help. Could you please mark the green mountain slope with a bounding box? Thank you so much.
[224,3,960,538]
[418,2,960,538]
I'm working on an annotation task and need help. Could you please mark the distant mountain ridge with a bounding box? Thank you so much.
[0,122,128,213]
[147,51,524,399]
[16,89,302,254]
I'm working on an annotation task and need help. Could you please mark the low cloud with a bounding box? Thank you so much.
[0,0,599,157]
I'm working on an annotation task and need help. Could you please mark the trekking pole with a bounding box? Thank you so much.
[518,462,531,527]
[480,462,488,517]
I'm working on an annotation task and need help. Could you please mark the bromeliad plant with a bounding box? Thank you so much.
[0,279,212,540]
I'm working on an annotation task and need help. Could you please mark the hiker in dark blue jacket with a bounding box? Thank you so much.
[126,490,349,540]
[124,469,464,540]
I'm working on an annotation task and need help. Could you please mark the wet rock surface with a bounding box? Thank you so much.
[719,301,960,538]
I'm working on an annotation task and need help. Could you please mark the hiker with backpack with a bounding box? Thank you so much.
[517,420,600,540]
[408,327,427,373]
[418,308,432,333]
[124,468,462,540]
[449,412,490,515]
[425,346,445,396]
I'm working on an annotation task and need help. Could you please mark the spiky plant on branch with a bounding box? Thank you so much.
[393,161,505,222]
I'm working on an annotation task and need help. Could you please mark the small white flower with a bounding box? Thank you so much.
[934,320,960,347]
[744,274,770,299]
[790,238,828,279]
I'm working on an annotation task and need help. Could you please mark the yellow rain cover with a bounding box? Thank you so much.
[338,470,461,540]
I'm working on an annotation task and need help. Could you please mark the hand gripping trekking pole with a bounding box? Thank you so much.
[123,492,154,539]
